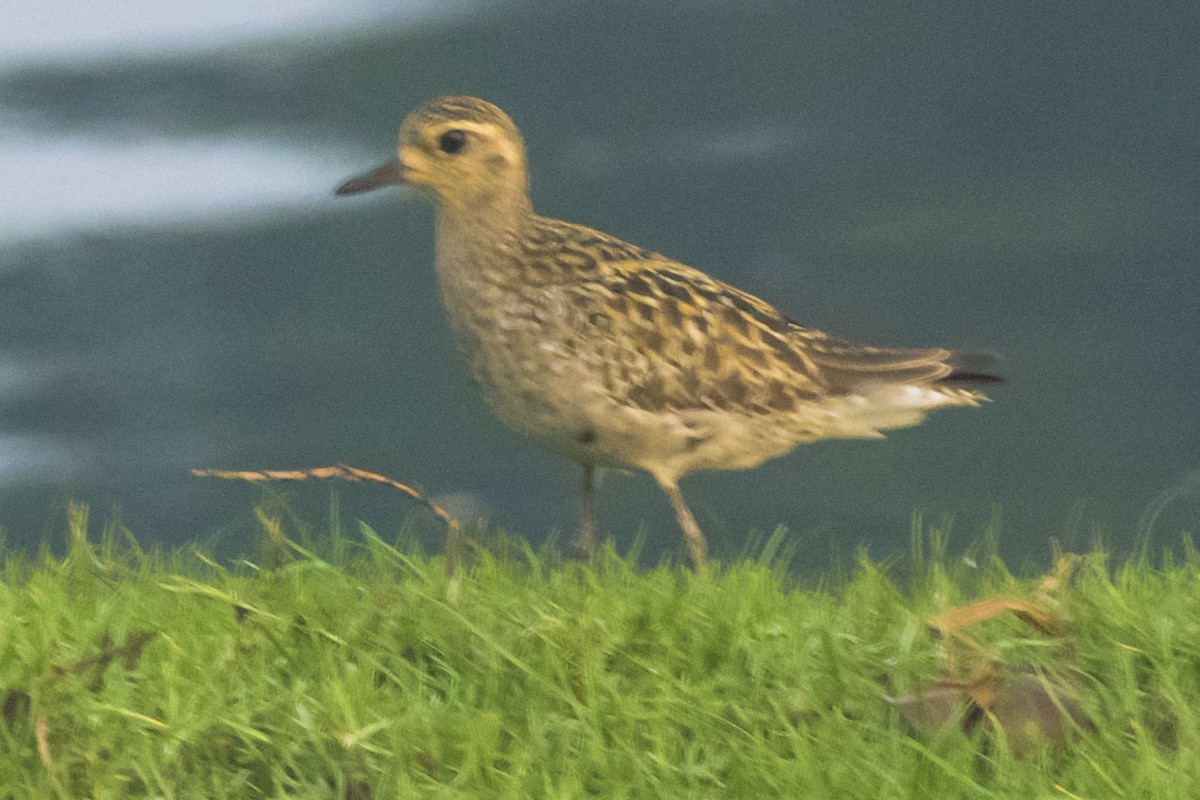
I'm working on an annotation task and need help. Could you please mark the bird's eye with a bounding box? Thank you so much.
[438,129,468,154]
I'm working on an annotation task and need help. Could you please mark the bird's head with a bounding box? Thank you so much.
[337,96,531,213]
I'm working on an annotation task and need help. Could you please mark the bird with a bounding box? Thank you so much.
[336,95,998,568]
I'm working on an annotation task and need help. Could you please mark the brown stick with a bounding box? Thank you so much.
[192,465,463,571]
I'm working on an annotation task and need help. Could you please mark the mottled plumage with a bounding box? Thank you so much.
[337,96,997,567]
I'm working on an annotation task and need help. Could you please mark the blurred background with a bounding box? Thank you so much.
[1,1,1196,565]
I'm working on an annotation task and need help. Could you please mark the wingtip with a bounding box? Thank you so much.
[945,352,1005,385]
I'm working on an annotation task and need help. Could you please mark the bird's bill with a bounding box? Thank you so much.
[335,160,405,196]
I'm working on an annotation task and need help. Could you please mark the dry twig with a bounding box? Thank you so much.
[192,464,463,571]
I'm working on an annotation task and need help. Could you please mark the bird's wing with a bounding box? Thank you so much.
[801,338,956,388]
[557,258,993,414]
[804,337,1002,389]
[558,260,832,414]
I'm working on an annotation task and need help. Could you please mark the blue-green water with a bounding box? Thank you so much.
[2,2,1197,563]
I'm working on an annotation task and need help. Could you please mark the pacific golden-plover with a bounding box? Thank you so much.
[337,96,998,568]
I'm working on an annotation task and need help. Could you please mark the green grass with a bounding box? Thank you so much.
[1,503,1198,798]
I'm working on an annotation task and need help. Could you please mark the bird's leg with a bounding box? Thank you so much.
[657,478,708,569]
[578,463,596,561]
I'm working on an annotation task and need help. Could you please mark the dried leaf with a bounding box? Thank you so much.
[887,682,968,733]
[973,671,1093,754]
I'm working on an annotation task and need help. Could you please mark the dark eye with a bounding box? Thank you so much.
[438,129,467,154]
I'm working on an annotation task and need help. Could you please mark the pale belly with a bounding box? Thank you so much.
[468,331,821,481]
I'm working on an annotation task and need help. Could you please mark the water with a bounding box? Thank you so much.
[1,2,1197,564]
